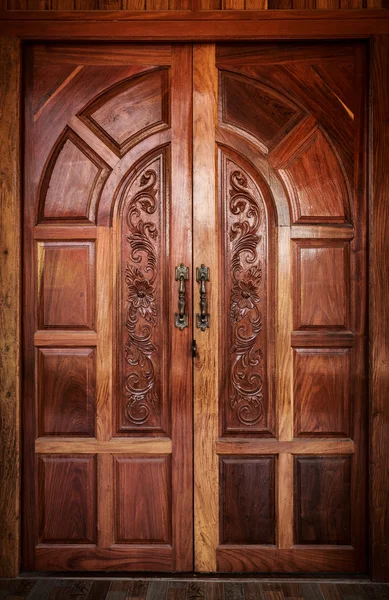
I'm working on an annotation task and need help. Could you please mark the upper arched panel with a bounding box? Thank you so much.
[269,120,352,224]
[219,70,305,155]
[38,127,111,224]
[37,66,172,225]
[77,68,170,158]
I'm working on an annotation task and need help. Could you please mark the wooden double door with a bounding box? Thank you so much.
[23,42,368,573]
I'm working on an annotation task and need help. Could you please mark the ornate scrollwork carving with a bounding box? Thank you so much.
[229,169,265,426]
[124,169,159,425]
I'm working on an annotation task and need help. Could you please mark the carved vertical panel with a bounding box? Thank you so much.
[219,150,275,435]
[117,150,169,434]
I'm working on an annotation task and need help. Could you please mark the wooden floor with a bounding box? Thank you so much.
[1,579,389,600]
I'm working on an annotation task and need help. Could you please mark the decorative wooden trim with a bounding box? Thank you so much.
[170,44,194,573]
[0,8,388,19]
[290,225,354,240]
[370,34,389,583]
[277,453,294,549]
[193,43,219,573]
[96,227,113,443]
[216,438,355,455]
[0,11,389,39]
[35,437,173,454]
[33,225,97,239]
[34,545,174,572]
[277,227,293,442]
[34,330,98,346]
[217,546,356,573]
[0,36,20,578]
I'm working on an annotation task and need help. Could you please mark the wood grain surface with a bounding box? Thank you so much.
[193,43,219,573]
[0,579,388,600]
[22,43,193,573]
[3,0,389,9]
[370,34,389,583]
[1,30,385,580]
[0,36,20,578]
[1,13,389,40]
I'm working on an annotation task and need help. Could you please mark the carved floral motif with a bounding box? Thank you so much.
[229,169,265,426]
[123,169,159,426]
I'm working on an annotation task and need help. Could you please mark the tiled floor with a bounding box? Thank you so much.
[1,579,389,600]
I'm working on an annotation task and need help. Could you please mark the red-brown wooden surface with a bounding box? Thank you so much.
[4,0,389,11]
[23,43,193,571]
[194,41,368,573]
[23,41,368,575]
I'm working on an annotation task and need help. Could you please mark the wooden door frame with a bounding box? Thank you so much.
[0,10,389,580]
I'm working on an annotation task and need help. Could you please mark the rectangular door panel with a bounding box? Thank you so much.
[220,457,276,545]
[38,241,95,330]
[37,347,96,437]
[23,43,193,572]
[114,456,172,545]
[37,454,97,545]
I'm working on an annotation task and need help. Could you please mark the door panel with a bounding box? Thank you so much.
[23,44,193,572]
[116,150,170,435]
[193,42,367,573]
[23,41,368,575]
[218,149,276,436]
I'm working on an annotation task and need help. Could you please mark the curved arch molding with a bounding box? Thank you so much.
[219,69,351,225]
[273,125,352,224]
[78,68,170,158]
[219,70,305,155]
[38,127,111,224]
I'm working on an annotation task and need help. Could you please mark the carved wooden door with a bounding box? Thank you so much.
[23,41,368,575]
[193,43,368,573]
[23,44,193,571]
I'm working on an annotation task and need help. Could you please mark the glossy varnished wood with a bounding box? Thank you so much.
[0,35,20,578]
[294,456,352,544]
[37,347,96,436]
[169,43,193,572]
[0,23,386,580]
[23,43,193,572]
[293,349,351,437]
[370,35,389,583]
[37,454,97,544]
[2,0,389,9]
[212,42,368,573]
[216,438,355,455]
[220,457,276,545]
[38,241,96,329]
[115,456,171,544]
[35,436,172,454]
[193,43,219,573]
[1,11,389,40]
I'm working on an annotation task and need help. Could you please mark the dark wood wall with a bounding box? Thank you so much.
[5,0,388,11]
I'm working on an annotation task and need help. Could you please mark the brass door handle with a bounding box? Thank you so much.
[175,264,189,330]
[196,264,210,331]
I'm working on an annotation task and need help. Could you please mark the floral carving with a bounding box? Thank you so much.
[123,169,159,426]
[230,266,262,323]
[229,169,265,426]
[126,268,157,325]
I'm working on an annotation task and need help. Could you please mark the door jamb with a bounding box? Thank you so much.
[0,12,388,581]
